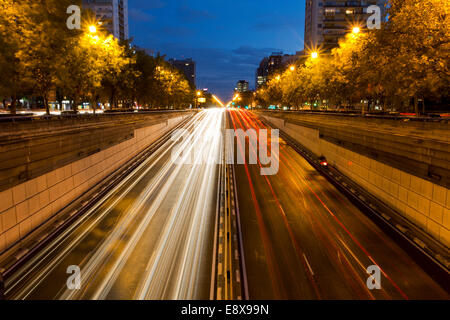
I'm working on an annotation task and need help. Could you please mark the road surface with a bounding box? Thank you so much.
[229,109,448,300]
[6,109,224,300]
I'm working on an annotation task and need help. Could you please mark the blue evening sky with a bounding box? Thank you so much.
[128,0,306,100]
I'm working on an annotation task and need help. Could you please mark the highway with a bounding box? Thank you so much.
[5,109,224,300]
[228,109,449,300]
[2,107,448,300]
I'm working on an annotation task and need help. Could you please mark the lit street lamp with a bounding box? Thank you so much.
[195,91,202,109]
[89,25,97,34]
[311,52,319,59]
[352,27,361,34]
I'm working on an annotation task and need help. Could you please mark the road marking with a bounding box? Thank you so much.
[303,254,315,276]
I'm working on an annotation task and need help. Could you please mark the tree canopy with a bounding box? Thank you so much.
[0,0,195,114]
[256,0,449,114]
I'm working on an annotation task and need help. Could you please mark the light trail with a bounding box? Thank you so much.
[212,95,225,107]
[8,109,225,300]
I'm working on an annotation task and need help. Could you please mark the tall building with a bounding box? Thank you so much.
[305,0,383,51]
[236,80,249,93]
[267,52,284,75]
[83,0,129,41]
[168,58,196,87]
[256,57,269,89]
[256,52,301,88]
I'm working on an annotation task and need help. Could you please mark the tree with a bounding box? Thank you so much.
[383,0,450,114]
[0,0,31,114]
[16,0,82,115]
[56,31,108,112]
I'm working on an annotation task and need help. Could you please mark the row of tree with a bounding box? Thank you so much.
[256,0,449,113]
[0,0,195,114]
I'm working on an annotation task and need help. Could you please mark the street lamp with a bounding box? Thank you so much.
[289,65,296,72]
[195,91,202,109]
[89,25,97,34]
[352,27,361,34]
[311,52,319,59]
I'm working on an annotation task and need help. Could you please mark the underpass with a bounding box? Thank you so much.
[0,108,448,300]
[228,109,448,299]
[2,110,223,300]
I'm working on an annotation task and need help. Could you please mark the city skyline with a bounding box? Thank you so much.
[128,0,306,100]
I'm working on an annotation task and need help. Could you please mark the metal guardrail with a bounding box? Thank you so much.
[256,109,450,123]
[215,164,246,300]
[0,109,193,123]
[214,113,248,301]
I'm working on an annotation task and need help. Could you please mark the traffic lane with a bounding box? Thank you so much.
[232,110,355,299]
[233,163,274,299]
[277,146,449,299]
[249,110,449,299]
[59,110,222,300]
[103,165,218,300]
[8,113,197,299]
[231,109,449,299]
[8,146,174,300]
[7,111,220,300]
[229,110,320,299]
[234,163,320,299]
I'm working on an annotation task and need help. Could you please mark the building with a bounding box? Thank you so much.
[236,80,249,93]
[256,52,301,88]
[267,52,284,75]
[255,53,283,89]
[255,57,269,89]
[305,0,384,51]
[168,58,196,87]
[83,0,129,41]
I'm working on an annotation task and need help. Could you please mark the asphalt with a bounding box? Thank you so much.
[229,108,449,300]
[5,110,223,300]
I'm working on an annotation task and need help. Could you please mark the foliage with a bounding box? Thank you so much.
[0,0,194,113]
[256,0,450,113]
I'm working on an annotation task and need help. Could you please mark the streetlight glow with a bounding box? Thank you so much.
[89,25,97,34]
[212,95,225,107]
[311,52,319,59]
[289,65,295,71]
[352,27,361,34]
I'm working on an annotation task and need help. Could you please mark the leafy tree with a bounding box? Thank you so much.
[16,0,82,114]
[0,0,31,114]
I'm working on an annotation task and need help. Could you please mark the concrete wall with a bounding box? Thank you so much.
[0,115,188,254]
[0,112,191,192]
[260,114,450,248]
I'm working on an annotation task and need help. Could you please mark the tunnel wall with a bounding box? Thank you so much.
[259,113,449,248]
[0,113,190,254]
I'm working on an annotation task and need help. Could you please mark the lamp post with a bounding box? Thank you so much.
[195,91,202,109]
